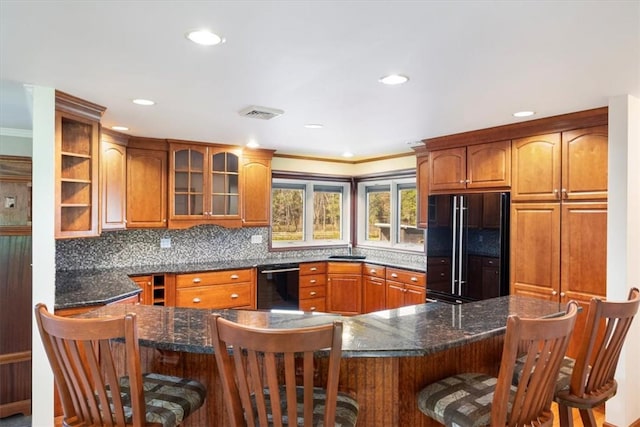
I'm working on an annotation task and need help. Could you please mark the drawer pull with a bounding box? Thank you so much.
[310,291,317,296]
[192,277,201,283]
[440,259,445,264]
[192,297,201,303]
[310,279,316,284]
[147,281,152,286]
[411,277,418,282]
[310,267,317,271]
[230,274,239,280]
[310,306,317,311]
[391,273,398,278]
[230,293,239,299]
[370,269,376,274]
[440,273,445,277]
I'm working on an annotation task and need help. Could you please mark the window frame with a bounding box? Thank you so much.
[271,177,351,249]
[357,176,424,253]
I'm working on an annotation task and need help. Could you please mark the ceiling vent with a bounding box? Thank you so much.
[238,105,284,120]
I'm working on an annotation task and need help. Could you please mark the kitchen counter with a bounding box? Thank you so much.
[55,256,426,310]
[79,296,566,426]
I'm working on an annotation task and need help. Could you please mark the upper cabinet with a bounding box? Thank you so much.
[429,140,511,193]
[168,141,243,229]
[415,147,429,228]
[241,149,274,227]
[100,129,128,231]
[512,125,608,202]
[126,139,168,228]
[55,91,105,239]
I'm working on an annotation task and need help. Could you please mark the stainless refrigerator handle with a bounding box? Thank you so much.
[458,195,466,296]
[451,196,458,295]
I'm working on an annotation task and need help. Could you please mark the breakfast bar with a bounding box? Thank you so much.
[80,296,566,427]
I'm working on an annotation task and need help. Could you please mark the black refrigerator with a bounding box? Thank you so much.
[426,192,510,304]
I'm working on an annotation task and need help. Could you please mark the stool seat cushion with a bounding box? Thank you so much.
[117,372,207,427]
[417,373,516,427]
[512,355,577,393]
[252,386,359,427]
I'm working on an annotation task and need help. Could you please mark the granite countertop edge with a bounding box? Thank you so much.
[55,256,426,310]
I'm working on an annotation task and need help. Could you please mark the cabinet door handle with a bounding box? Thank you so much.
[459,180,465,184]
[230,274,239,280]
[310,279,316,284]
[192,278,201,283]
[561,188,567,199]
[192,297,201,303]
[465,179,470,183]
[230,293,239,299]
[411,277,418,282]
[147,281,152,286]
[552,290,558,296]
[560,292,566,297]
[553,189,560,199]
[310,291,317,296]
[310,267,317,271]
[310,306,317,311]
[391,273,398,278]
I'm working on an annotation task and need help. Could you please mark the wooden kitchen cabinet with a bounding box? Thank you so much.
[299,262,327,312]
[101,129,128,230]
[362,263,386,313]
[511,126,608,202]
[242,149,274,227]
[429,140,511,193]
[385,267,426,309]
[415,147,429,228]
[55,92,105,238]
[126,147,168,228]
[131,274,166,306]
[174,269,256,310]
[169,141,243,229]
[327,262,362,315]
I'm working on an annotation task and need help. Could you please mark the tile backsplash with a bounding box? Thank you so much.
[56,225,426,270]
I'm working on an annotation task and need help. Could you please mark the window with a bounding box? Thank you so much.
[358,177,423,252]
[272,179,350,247]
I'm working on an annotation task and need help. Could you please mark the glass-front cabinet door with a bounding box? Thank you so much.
[169,142,243,228]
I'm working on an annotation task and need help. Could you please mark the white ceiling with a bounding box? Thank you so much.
[1,1,638,159]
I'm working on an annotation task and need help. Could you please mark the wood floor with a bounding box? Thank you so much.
[551,403,605,427]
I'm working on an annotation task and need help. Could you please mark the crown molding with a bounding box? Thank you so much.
[0,127,32,138]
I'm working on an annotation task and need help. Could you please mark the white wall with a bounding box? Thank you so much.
[272,153,416,176]
[606,94,640,426]
[30,86,56,426]
[0,132,32,156]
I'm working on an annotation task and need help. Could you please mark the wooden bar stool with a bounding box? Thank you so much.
[35,303,206,427]
[209,313,359,427]
[554,287,640,427]
[416,301,579,427]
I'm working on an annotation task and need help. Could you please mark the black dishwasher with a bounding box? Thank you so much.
[257,263,300,310]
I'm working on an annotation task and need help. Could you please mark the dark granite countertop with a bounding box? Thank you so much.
[55,256,426,310]
[78,296,566,358]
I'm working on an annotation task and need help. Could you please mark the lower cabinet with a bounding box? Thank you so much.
[174,269,256,310]
[299,262,327,312]
[362,263,386,313]
[327,262,362,315]
[385,268,426,309]
[130,274,166,305]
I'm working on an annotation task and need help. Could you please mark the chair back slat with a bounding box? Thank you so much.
[210,313,344,427]
[493,301,578,427]
[35,303,147,427]
[570,288,640,399]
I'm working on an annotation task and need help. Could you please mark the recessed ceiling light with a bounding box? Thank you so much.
[513,111,535,118]
[111,126,129,131]
[246,141,260,149]
[342,151,354,158]
[379,74,409,85]
[186,29,225,46]
[132,99,155,106]
[304,124,324,129]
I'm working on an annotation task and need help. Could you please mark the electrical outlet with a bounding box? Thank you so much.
[251,235,263,244]
[160,238,171,248]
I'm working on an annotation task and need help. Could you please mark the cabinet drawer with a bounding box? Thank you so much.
[299,262,326,275]
[327,262,361,274]
[363,263,386,278]
[176,269,253,288]
[428,265,451,282]
[299,297,326,313]
[176,283,253,309]
[299,274,326,287]
[299,285,326,300]
[427,257,451,266]
[386,268,426,287]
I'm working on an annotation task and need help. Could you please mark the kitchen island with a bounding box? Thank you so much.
[80,296,566,427]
